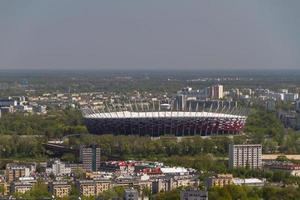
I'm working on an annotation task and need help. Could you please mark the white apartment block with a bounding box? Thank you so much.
[229,144,262,169]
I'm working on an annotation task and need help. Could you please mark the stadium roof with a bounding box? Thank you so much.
[84,111,246,119]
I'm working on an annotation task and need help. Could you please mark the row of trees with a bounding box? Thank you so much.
[0,135,44,159]
[68,134,244,160]
[245,109,285,144]
[246,108,300,154]
[0,108,87,138]
[208,185,300,200]
[152,185,300,200]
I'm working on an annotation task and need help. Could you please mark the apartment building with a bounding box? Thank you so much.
[229,144,262,169]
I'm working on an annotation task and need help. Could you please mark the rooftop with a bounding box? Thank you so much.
[84,111,246,119]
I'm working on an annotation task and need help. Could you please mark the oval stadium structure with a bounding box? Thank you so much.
[82,109,247,137]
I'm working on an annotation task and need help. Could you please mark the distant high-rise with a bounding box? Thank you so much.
[80,145,101,172]
[229,144,262,169]
[211,84,224,99]
[204,84,224,99]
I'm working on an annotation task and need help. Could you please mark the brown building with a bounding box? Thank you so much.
[5,167,27,183]
[49,181,71,198]
[95,180,112,194]
[206,174,233,189]
[78,180,95,197]
[265,162,300,176]
[77,179,112,197]
[11,182,34,194]
[152,175,199,194]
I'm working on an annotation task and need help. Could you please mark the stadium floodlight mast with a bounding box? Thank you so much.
[170,99,173,117]
[128,100,133,117]
[195,102,199,117]
[104,102,113,118]
[141,100,144,112]
[215,101,220,113]
[209,102,213,112]
[111,103,119,118]
[152,100,155,118]
[158,101,160,117]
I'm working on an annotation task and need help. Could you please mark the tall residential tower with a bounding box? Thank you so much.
[79,145,101,172]
[229,144,262,169]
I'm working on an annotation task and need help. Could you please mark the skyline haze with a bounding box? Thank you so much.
[1,0,300,70]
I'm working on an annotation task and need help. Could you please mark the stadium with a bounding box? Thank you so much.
[82,103,247,136]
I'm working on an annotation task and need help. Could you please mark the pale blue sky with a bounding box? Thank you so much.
[0,0,300,70]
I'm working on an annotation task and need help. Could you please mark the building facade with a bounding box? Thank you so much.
[77,179,111,197]
[180,189,208,200]
[124,188,139,200]
[80,145,101,172]
[77,180,95,197]
[83,111,247,136]
[229,144,262,169]
[206,174,233,189]
[49,181,71,198]
[11,182,34,194]
[46,160,71,176]
[5,166,30,183]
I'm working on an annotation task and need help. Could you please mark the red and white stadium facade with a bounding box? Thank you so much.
[83,109,247,137]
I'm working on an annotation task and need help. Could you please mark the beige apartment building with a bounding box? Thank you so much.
[49,181,71,198]
[206,174,233,189]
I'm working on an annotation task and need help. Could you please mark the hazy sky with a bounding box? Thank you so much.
[0,0,300,70]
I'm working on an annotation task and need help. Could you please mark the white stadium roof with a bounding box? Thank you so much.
[84,111,246,119]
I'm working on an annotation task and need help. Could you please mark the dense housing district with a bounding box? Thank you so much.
[1,72,300,199]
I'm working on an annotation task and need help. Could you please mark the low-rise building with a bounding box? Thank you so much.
[11,182,34,194]
[152,175,199,194]
[233,178,265,187]
[33,105,47,114]
[67,163,85,173]
[180,189,208,200]
[5,166,30,183]
[100,161,135,174]
[0,99,17,107]
[265,162,300,176]
[6,168,26,183]
[77,180,95,197]
[49,181,71,198]
[95,180,112,194]
[206,174,233,189]
[77,179,112,197]
[46,160,71,176]
[124,188,139,200]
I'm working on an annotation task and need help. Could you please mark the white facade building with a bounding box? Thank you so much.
[229,144,262,169]
[46,160,71,176]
